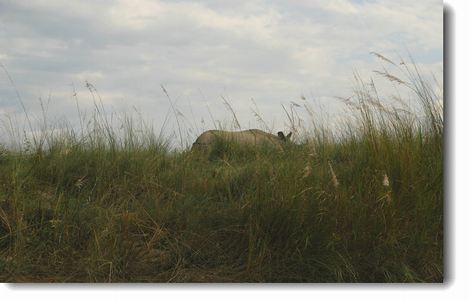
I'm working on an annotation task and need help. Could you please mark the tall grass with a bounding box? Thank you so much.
[0,57,443,282]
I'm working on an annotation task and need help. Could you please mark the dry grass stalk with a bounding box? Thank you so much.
[373,70,406,85]
[222,96,241,130]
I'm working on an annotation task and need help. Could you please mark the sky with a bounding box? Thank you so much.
[0,0,443,146]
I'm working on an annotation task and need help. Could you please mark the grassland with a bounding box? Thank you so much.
[0,59,443,282]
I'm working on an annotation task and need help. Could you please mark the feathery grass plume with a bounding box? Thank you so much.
[250,98,270,132]
[328,160,339,188]
[335,96,361,110]
[383,173,390,187]
[382,173,392,203]
[302,165,312,178]
[291,101,301,108]
[370,51,397,66]
[373,70,407,85]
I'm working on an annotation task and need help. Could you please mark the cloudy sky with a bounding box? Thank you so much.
[0,0,443,145]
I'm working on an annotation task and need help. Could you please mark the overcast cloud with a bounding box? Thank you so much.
[0,0,443,145]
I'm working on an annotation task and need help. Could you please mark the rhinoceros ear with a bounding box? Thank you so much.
[277,131,285,140]
[286,132,292,140]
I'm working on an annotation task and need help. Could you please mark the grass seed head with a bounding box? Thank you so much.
[383,173,390,187]
[328,161,339,188]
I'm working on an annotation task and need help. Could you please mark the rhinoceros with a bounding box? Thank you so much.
[192,129,292,151]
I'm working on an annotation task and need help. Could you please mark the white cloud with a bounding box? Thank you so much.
[110,0,165,29]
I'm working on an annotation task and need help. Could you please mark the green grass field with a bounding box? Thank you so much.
[0,60,443,282]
